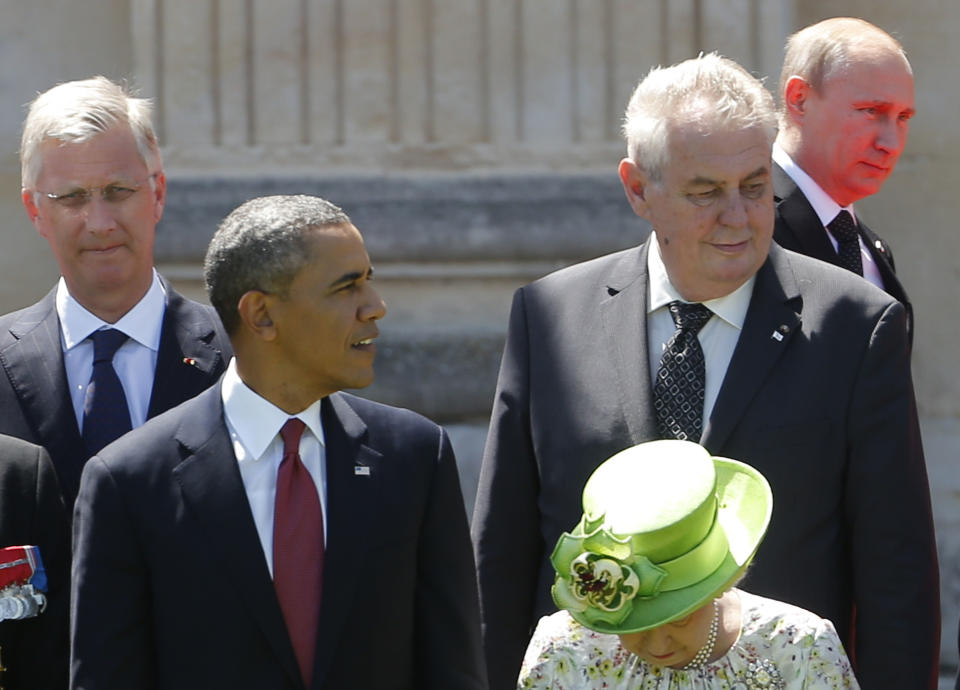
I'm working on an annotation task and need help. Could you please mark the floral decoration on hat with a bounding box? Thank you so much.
[551,519,669,626]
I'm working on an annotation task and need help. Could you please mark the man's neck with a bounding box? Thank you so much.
[65,276,154,324]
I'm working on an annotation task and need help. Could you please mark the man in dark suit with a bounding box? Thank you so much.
[1,76,230,515]
[472,54,938,688]
[71,195,486,689]
[0,436,68,690]
[772,17,915,341]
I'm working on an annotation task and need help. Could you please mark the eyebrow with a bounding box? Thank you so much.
[686,165,769,188]
[328,266,373,290]
[857,100,916,116]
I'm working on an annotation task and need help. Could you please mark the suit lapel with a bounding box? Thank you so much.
[599,241,659,444]
[147,280,225,419]
[0,288,84,499]
[773,164,843,267]
[172,385,302,689]
[311,394,382,689]
[701,245,802,451]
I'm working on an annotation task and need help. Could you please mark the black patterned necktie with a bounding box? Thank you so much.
[827,211,863,276]
[82,328,133,455]
[654,301,713,441]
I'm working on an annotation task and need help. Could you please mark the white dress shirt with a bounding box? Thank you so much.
[646,235,754,427]
[221,358,328,577]
[773,144,884,289]
[58,270,166,430]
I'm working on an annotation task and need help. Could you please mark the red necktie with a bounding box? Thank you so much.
[273,418,324,687]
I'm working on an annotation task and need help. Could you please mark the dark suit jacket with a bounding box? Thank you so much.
[772,162,913,345]
[0,435,69,690]
[0,277,232,514]
[472,239,938,689]
[71,383,486,690]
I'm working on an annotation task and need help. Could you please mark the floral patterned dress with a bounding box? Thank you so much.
[518,590,859,689]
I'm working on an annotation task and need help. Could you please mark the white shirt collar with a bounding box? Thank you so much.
[773,144,856,227]
[221,358,325,461]
[646,232,754,330]
[56,269,166,351]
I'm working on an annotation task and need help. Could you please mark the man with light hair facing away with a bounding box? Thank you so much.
[472,52,937,689]
[773,17,916,343]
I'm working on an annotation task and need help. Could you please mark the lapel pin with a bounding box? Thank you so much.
[771,324,790,342]
[354,466,371,476]
[875,240,885,253]
[182,357,198,367]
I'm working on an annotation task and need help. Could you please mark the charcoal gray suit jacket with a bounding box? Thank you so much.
[472,239,938,689]
[0,277,231,514]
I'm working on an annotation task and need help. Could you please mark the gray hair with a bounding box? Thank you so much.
[622,53,777,182]
[20,76,161,188]
[204,195,352,334]
[778,17,910,116]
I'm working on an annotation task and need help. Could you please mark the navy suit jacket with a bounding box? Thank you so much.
[472,239,938,689]
[0,277,232,514]
[0,435,69,690]
[71,383,486,690]
[772,162,913,345]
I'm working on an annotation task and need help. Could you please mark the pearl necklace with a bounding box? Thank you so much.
[683,599,719,670]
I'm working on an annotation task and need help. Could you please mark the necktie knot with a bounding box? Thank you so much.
[826,210,863,276]
[279,418,306,459]
[668,301,712,333]
[828,211,858,242]
[90,328,128,364]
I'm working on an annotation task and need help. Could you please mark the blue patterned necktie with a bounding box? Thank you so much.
[827,210,863,276]
[654,301,713,441]
[82,328,133,455]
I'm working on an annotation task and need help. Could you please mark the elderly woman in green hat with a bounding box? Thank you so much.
[519,440,858,689]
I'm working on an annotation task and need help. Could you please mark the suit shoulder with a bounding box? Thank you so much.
[0,434,44,478]
[778,246,899,311]
[96,387,220,471]
[334,392,442,436]
[525,246,641,293]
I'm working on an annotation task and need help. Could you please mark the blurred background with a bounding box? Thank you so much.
[2,0,957,679]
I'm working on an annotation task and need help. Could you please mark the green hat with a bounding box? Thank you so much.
[551,439,772,634]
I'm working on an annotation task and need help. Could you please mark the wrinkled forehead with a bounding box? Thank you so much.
[35,127,151,185]
[663,121,772,185]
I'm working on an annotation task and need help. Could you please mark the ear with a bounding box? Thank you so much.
[150,171,167,223]
[21,189,45,235]
[237,290,278,342]
[782,75,811,121]
[618,158,653,220]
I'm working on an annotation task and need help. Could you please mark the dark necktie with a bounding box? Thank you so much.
[654,301,713,441]
[273,418,323,687]
[82,328,133,455]
[827,210,863,276]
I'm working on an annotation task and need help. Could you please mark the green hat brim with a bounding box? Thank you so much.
[554,456,772,634]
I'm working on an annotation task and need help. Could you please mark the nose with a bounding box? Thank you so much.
[359,283,387,321]
[82,196,118,233]
[718,189,748,228]
[643,626,674,655]
[875,117,905,154]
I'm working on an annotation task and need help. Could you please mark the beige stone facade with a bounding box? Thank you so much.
[2,0,958,676]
